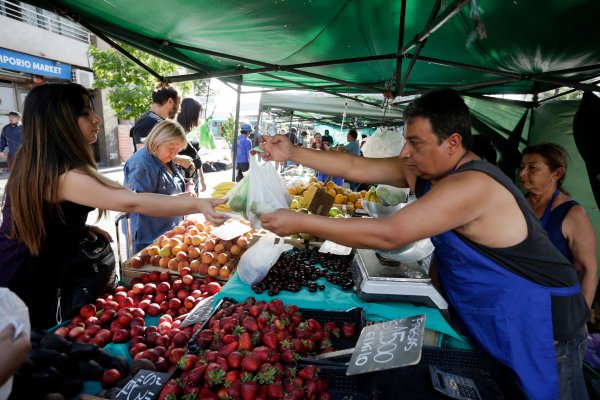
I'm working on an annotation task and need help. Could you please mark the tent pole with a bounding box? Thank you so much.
[231,79,242,182]
[394,0,407,96]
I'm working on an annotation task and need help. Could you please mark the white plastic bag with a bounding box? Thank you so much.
[237,234,293,285]
[0,288,30,400]
[362,127,405,158]
[246,155,291,228]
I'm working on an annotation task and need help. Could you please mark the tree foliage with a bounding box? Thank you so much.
[88,44,210,121]
[220,114,236,148]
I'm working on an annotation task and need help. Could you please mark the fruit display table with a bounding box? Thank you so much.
[214,272,470,349]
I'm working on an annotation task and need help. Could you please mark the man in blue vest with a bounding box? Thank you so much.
[235,123,252,182]
[0,111,23,172]
[257,88,589,400]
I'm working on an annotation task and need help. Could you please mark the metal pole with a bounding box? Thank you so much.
[231,79,242,182]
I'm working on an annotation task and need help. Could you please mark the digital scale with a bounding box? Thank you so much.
[351,245,448,309]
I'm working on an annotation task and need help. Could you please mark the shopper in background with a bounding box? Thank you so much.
[177,98,207,194]
[299,130,308,147]
[125,120,197,253]
[258,88,589,399]
[130,83,181,151]
[519,142,597,308]
[322,129,334,146]
[0,83,226,328]
[344,129,361,156]
[0,111,23,172]
[235,123,252,182]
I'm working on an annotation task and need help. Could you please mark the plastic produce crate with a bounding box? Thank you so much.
[297,362,378,400]
[188,297,365,356]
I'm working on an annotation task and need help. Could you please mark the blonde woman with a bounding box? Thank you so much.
[0,83,226,328]
[124,120,200,253]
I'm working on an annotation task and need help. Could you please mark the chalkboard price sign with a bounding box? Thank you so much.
[115,369,172,400]
[346,314,426,376]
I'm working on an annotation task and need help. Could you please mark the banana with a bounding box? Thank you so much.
[211,193,225,199]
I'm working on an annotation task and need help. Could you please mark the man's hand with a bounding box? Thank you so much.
[198,198,229,226]
[260,209,301,236]
[257,135,296,162]
[174,155,195,173]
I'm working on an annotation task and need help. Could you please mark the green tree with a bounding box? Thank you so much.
[88,44,207,121]
[220,114,236,148]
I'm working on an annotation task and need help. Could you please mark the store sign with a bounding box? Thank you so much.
[0,48,71,79]
[346,314,426,375]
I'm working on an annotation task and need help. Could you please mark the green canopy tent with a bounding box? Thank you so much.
[25,0,600,260]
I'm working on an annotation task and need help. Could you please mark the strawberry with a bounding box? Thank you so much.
[215,355,229,372]
[316,378,328,393]
[293,339,306,354]
[298,365,318,380]
[225,369,240,386]
[206,363,226,386]
[199,387,219,400]
[279,338,293,351]
[274,318,288,331]
[267,382,284,398]
[323,321,337,332]
[245,296,256,305]
[182,385,201,398]
[285,304,299,314]
[342,322,356,337]
[285,383,304,400]
[238,332,253,351]
[312,329,325,342]
[307,319,321,332]
[178,354,198,371]
[196,328,215,349]
[187,365,206,385]
[240,381,259,400]
[290,312,303,326]
[222,333,238,344]
[242,316,259,332]
[319,392,333,399]
[306,379,319,398]
[220,316,237,332]
[227,351,244,369]
[280,350,297,364]
[262,332,278,350]
[254,346,272,362]
[218,341,238,358]
[248,305,260,317]
[158,379,180,400]
[241,352,262,372]
[319,339,333,351]
[268,299,285,315]
[256,366,277,385]
[226,380,241,398]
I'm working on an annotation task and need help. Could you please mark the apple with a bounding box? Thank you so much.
[181,274,194,286]
[138,299,151,311]
[145,331,160,347]
[89,336,106,347]
[172,331,189,348]
[153,346,167,358]
[147,303,161,316]
[150,255,161,266]
[190,289,202,299]
[169,347,186,365]
[130,325,145,338]
[117,313,133,327]
[101,368,122,389]
[159,301,169,314]
[112,328,129,343]
[129,335,145,347]
[96,329,112,342]
[104,300,119,311]
[95,298,106,310]
[167,309,179,319]
[54,326,69,338]
[84,324,101,337]
[154,357,168,372]
[131,317,145,328]
[205,282,221,295]
[75,334,91,343]
[113,291,127,302]
[158,314,173,324]
[130,256,143,268]
[167,290,176,300]
[149,271,161,283]
[131,283,144,295]
[172,279,184,292]
[189,259,201,273]
[155,293,167,304]
[155,334,170,348]
[168,298,181,310]
[143,283,157,295]
[119,297,134,309]
[68,326,85,340]
[84,316,100,326]
[141,348,159,363]
[129,342,148,357]
[184,296,195,309]
[180,267,191,277]
[159,257,170,268]
[177,289,189,301]
[157,281,170,293]
[159,271,171,282]
[167,258,179,271]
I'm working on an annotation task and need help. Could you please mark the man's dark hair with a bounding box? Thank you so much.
[348,129,358,140]
[403,88,473,149]
[290,127,297,133]
[152,83,179,105]
[324,129,330,135]
[301,130,308,136]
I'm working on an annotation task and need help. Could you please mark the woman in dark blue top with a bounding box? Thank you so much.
[520,142,597,308]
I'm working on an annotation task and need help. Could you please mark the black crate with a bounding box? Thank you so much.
[188,297,365,355]
[372,347,511,399]
[297,362,378,400]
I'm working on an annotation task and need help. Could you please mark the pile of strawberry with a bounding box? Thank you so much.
[158,297,358,399]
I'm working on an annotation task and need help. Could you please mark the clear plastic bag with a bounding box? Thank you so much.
[237,234,293,285]
[246,156,291,228]
[0,288,30,400]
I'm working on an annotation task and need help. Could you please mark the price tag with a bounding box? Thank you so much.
[115,369,172,400]
[346,314,426,376]
[210,220,251,241]
[179,295,215,328]
[318,240,352,256]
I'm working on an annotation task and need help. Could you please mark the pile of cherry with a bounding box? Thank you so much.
[251,249,354,296]
[159,297,358,399]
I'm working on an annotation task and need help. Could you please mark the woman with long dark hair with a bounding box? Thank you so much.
[0,83,226,328]
[177,98,206,193]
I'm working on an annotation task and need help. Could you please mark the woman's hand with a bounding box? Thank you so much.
[175,192,197,198]
[0,324,31,386]
[88,225,113,243]
[257,135,296,162]
[173,155,195,173]
[260,209,301,236]
[199,181,207,192]
[198,198,229,226]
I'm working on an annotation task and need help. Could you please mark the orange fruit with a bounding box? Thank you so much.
[334,194,346,204]
[287,187,297,195]
[348,193,359,203]
[218,266,230,279]
[325,181,336,190]
[327,189,337,198]
[207,265,219,277]
[355,199,363,209]
[309,176,318,183]
[360,190,367,198]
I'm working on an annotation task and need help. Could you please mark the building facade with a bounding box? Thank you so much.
[0,0,120,167]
